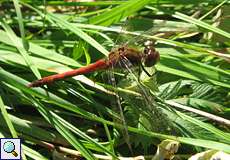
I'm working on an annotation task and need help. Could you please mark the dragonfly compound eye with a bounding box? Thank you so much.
[143,46,160,67]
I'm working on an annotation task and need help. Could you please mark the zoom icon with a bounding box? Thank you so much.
[1,138,21,160]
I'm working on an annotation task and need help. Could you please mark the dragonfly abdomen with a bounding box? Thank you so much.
[28,59,108,87]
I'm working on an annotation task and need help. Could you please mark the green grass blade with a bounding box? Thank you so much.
[175,109,230,142]
[0,30,81,67]
[47,13,109,56]
[0,68,109,124]
[51,118,96,160]
[127,126,230,153]
[12,0,29,51]
[24,0,124,6]
[22,145,48,160]
[0,114,58,143]
[157,54,230,88]
[0,21,41,79]
[28,96,117,158]
[1,68,229,152]
[0,50,110,94]
[0,96,18,138]
[0,96,27,160]
[173,12,230,39]
[51,111,117,158]
[177,137,230,152]
[89,0,152,26]
[21,2,109,56]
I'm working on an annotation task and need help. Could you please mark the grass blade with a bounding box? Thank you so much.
[12,0,29,51]
[173,12,230,39]
[0,21,41,79]
[89,0,152,26]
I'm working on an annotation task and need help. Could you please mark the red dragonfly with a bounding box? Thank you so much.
[28,43,160,87]
[28,37,176,151]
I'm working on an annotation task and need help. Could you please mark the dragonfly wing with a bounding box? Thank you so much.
[105,18,183,149]
[117,55,177,135]
[106,66,133,153]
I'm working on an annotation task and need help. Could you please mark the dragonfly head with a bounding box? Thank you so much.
[143,41,160,67]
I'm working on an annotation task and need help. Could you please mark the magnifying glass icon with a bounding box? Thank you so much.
[3,141,18,157]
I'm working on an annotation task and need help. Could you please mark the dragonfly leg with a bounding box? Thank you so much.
[138,65,141,81]
[140,63,153,77]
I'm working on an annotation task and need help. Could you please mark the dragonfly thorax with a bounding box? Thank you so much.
[107,45,159,68]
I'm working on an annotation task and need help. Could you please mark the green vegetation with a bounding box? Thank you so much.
[0,0,229,159]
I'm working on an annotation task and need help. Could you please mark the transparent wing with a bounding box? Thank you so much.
[107,67,133,153]
[104,18,161,151]
[117,55,176,135]
[105,18,182,148]
[113,18,190,49]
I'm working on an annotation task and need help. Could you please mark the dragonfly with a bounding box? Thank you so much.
[28,28,175,150]
[28,43,160,87]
